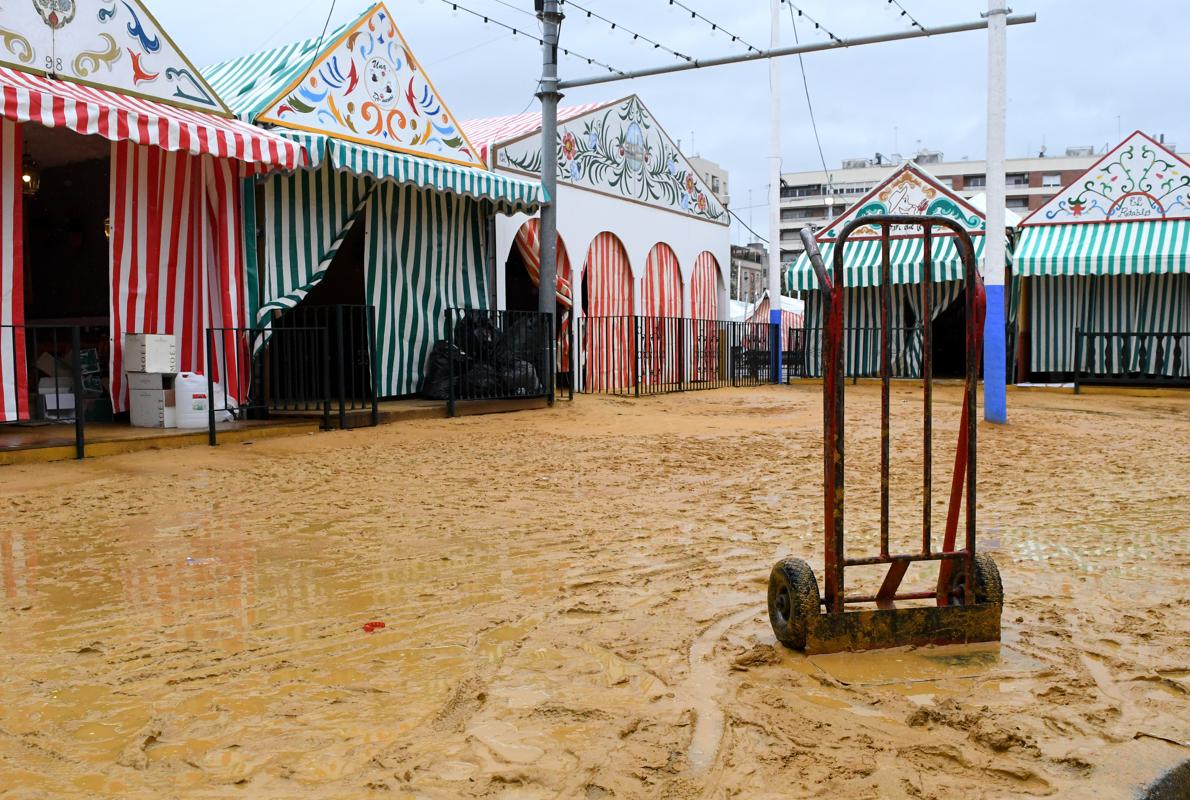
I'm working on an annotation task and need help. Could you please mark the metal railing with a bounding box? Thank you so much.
[438,309,556,417]
[576,316,775,396]
[791,326,928,381]
[206,325,331,445]
[1073,328,1190,392]
[1,323,98,459]
[273,305,379,428]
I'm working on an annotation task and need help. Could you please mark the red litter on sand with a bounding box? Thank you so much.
[362,621,385,633]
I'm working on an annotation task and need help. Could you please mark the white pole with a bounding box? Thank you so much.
[984,0,1008,423]
[767,0,782,381]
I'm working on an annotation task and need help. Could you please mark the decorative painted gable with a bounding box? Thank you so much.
[255,3,482,168]
[494,95,727,225]
[0,0,229,115]
[818,163,984,242]
[1023,131,1190,225]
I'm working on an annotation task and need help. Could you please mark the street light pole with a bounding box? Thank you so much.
[536,0,563,321]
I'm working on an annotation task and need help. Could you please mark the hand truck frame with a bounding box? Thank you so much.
[768,215,1003,654]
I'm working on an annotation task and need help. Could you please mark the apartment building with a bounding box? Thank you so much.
[777,139,1184,263]
[730,242,766,303]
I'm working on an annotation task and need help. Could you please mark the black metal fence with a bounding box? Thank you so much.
[789,326,944,381]
[433,309,555,416]
[205,325,331,445]
[273,304,379,428]
[576,316,775,396]
[1,323,98,459]
[1073,329,1190,392]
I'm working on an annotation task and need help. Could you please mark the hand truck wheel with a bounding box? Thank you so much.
[768,558,821,650]
[945,553,1003,607]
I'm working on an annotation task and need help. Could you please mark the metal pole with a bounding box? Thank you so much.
[767,0,782,384]
[536,0,563,324]
[558,15,1037,90]
[983,0,1009,423]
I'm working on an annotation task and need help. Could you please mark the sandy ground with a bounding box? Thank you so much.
[1,384,1188,799]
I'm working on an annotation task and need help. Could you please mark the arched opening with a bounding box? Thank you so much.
[504,219,574,384]
[690,252,723,383]
[581,232,633,391]
[640,243,682,385]
[690,251,721,321]
[505,219,572,312]
[641,242,682,318]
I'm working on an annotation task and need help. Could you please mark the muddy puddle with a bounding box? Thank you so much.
[1,385,1188,797]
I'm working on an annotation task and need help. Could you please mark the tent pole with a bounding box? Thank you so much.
[536,0,563,324]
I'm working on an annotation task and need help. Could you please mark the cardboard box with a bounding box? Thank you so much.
[39,392,76,412]
[126,372,175,391]
[124,334,177,374]
[38,376,74,394]
[129,389,177,428]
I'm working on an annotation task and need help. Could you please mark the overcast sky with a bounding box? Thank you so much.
[159,0,1185,245]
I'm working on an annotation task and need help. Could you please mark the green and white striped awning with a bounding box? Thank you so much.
[786,235,986,291]
[1015,220,1190,277]
[276,132,546,216]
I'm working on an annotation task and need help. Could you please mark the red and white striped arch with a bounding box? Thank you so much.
[690,251,720,321]
[641,243,682,318]
[583,232,634,317]
[582,232,633,391]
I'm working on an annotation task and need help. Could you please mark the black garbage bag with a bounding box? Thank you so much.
[461,363,501,397]
[454,310,500,363]
[421,340,467,400]
[499,360,542,396]
[496,314,550,366]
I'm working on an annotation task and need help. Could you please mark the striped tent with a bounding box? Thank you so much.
[0,60,303,420]
[1016,223,1190,375]
[788,237,974,378]
[1015,132,1190,377]
[581,232,634,391]
[784,163,998,380]
[204,5,546,399]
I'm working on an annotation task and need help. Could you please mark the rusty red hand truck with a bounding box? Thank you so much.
[768,215,1003,654]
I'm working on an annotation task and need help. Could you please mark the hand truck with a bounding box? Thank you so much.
[768,215,1003,654]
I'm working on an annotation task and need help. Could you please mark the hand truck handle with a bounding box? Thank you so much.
[800,227,833,293]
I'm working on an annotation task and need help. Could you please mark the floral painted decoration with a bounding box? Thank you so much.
[497,95,726,224]
[1031,132,1190,224]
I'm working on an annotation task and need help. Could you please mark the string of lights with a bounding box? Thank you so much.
[435,0,624,75]
[662,0,762,54]
[563,1,693,63]
[778,1,842,45]
[885,0,926,32]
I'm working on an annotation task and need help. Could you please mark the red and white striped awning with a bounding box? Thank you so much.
[0,67,304,170]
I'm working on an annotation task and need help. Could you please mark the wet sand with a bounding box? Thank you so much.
[1,384,1188,798]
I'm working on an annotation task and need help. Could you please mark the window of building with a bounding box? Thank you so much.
[711,176,721,193]
[1007,197,1030,209]
[964,175,986,188]
[1006,173,1029,187]
[780,184,821,199]
[1042,173,1062,188]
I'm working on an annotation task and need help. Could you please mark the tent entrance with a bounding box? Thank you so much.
[931,290,968,379]
[272,215,376,420]
[505,246,539,312]
[17,123,113,422]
